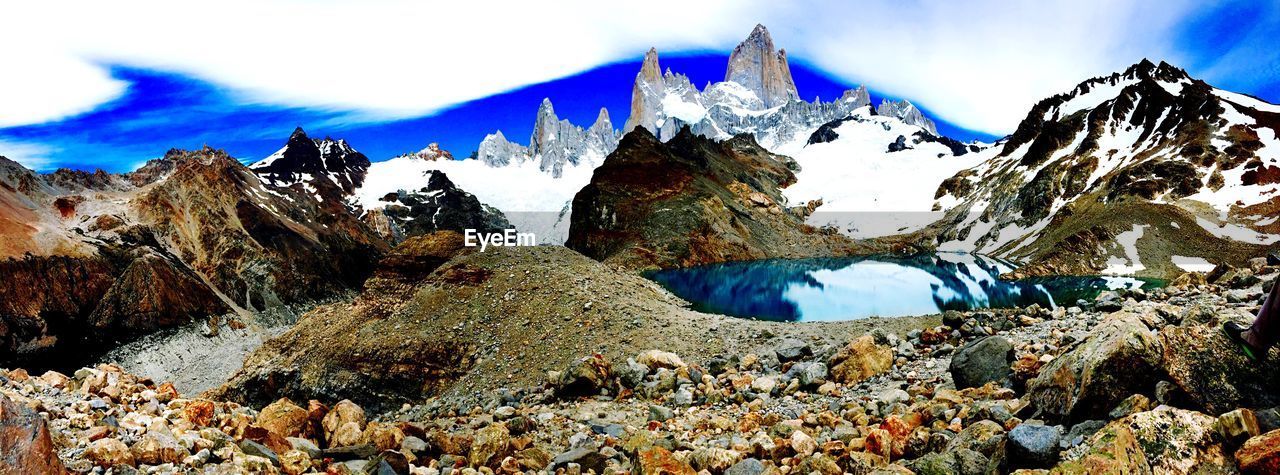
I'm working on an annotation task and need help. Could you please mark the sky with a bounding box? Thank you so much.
[0,0,1277,172]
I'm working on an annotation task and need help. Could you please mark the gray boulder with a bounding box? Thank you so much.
[949,336,1013,389]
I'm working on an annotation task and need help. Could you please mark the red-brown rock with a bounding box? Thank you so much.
[0,394,67,473]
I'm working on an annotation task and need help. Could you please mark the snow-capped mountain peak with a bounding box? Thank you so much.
[875,99,938,136]
[933,59,1280,277]
[250,127,370,197]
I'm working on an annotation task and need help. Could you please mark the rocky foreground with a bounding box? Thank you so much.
[3,257,1280,474]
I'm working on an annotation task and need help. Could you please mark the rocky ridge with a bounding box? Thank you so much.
[0,129,509,367]
[566,127,871,270]
[932,60,1280,278]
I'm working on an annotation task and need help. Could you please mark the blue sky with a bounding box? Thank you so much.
[0,54,994,172]
[1,1,1277,172]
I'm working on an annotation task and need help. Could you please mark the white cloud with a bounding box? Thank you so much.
[769,0,1201,133]
[0,1,1218,134]
[0,139,57,171]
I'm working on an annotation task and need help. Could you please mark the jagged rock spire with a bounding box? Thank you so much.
[725,24,799,108]
[531,98,559,156]
[624,48,665,134]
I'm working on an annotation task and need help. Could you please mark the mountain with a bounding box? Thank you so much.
[476,98,619,178]
[0,146,387,365]
[251,127,370,199]
[371,98,617,245]
[876,99,939,135]
[361,170,510,243]
[567,126,873,269]
[775,107,991,239]
[932,60,1280,277]
[724,23,800,108]
[621,41,872,149]
[613,24,976,241]
[0,128,514,365]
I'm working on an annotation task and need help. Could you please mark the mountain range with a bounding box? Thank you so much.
[1,24,1278,366]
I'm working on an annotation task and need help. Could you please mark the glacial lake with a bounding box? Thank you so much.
[647,253,1156,322]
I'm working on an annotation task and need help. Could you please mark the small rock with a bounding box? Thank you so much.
[1217,408,1261,446]
[774,338,811,361]
[790,430,817,456]
[724,457,765,475]
[648,405,674,422]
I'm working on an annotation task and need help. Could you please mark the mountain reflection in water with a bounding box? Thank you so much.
[647,254,1151,322]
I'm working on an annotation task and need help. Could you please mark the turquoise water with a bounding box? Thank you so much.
[647,254,1153,322]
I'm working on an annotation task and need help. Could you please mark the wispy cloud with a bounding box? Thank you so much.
[0,0,1272,136]
[0,139,57,171]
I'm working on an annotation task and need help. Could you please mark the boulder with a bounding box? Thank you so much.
[949,336,1014,389]
[615,358,650,389]
[470,423,511,468]
[322,399,367,446]
[905,448,989,475]
[132,432,188,465]
[1059,406,1232,474]
[636,350,685,369]
[790,430,817,456]
[0,395,66,473]
[85,437,134,467]
[362,422,405,451]
[556,354,613,397]
[1006,423,1062,469]
[787,362,828,387]
[551,447,608,473]
[828,335,894,384]
[946,420,1006,458]
[1237,429,1280,474]
[1027,313,1163,422]
[257,398,308,438]
[1108,394,1151,419]
[1161,317,1280,414]
[724,458,766,475]
[688,447,742,472]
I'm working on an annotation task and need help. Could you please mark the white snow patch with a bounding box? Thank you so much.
[1171,255,1215,273]
[1102,224,1147,275]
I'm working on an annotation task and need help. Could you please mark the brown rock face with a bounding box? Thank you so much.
[88,252,226,335]
[0,145,400,366]
[135,148,387,311]
[567,127,863,270]
[0,394,67,474]
[0,255,116,362]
